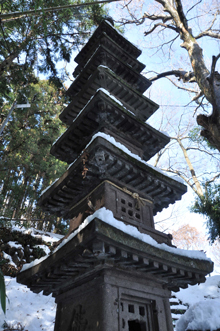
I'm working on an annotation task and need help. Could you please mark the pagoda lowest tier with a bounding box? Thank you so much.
[17,216,213,331]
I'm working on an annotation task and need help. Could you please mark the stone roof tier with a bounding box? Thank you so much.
[52,89,169,164]
[38,135,187,218]
[67,46,151,99]
[17,218,213,297]
[60,66,157,125]
[73,31,145,77]
[74,20,142,66]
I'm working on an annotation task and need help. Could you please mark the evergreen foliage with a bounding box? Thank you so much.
[0,80,68,233]
[0,0,107,105]
[192,183,220,242]
[188,126,217,150]
[0,0,108,234]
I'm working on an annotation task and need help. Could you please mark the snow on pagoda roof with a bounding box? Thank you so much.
[21,207,211,273]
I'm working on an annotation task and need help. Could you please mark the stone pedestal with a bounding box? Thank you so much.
[54,268,173,331]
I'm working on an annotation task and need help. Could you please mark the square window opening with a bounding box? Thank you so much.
[128,210,133,217]
[139,306,145,316]
[128,304,135,313]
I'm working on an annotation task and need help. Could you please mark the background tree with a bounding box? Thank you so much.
[0,79,68,233]
[210,239,220,266]
[172,224,206,250]
[110,0,220,240]
[0,0,107,111]
[0,0,111,232]
[114,0,220,151]
[147,98,220,241]
[192,182,220,242]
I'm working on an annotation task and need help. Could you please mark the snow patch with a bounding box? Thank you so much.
[176,299,220,331]
[0,276,56,331]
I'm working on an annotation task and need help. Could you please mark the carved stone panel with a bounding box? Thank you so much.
[68,305,88,331]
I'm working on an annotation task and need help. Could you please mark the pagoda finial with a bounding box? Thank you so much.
[104,16,114,26]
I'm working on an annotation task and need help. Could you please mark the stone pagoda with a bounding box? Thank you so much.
[17,19,213,331]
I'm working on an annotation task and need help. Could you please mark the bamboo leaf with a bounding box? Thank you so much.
[0,270,6,314]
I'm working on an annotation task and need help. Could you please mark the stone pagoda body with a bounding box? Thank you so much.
[17,19,213,331]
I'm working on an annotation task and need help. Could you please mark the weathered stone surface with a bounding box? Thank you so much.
[17,18,214,331]
[63,181,173,246]
[74,31,145,75]
[17,218,213,297]
[60,66,157,125]
[52,89,169,163]
[54,268,173,331]
[39,136,187,218]
[74,20,142,68]
[67,44,150,97]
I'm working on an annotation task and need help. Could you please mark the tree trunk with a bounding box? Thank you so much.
[13,176,29,219]
[156,0,220,151]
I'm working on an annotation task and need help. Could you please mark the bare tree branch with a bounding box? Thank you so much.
[196,31,220,40]
[174,0,188,30]
[195,11,219,39]
[171,137,204,197]
[143,12,172,22]
[149,69,196,83]
[144,22,178,35]
[186,0,202,15]
[205,173,220,185]
[192,95,206,116]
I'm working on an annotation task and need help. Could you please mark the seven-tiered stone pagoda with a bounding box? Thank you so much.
[17,18,213,331]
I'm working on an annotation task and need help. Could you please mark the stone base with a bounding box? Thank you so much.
[54,268,173,331]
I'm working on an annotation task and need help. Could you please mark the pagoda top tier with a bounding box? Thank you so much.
[74,19,142,67]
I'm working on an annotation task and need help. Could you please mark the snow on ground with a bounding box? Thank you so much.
[176,299,220,331]
[9,223,63,244]
[0,224,61,330]
[1,276,220,331]
[0,277,56,331]
[175,276,220,331]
